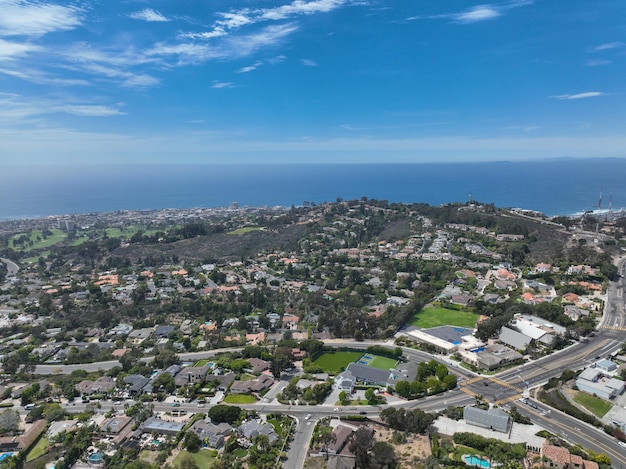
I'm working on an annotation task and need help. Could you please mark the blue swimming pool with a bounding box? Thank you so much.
[88,451,104,463]
[0,454,13,462]
[462,454,490,468]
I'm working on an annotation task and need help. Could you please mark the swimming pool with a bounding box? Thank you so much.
[88,451,104,463]
[462,454,490,468]
[0,454,13,463]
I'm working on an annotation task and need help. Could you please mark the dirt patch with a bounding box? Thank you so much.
[374,426,431,468]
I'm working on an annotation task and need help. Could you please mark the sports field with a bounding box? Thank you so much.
[368,355,398,370]
[313,351,399,373]
[312,351,363,373]
[411,307,478,328]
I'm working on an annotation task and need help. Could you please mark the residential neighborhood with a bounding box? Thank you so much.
[0,199,625,468]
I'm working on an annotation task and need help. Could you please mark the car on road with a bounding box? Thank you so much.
[305,414,311,420]
[618,441,626,448]
[359,411,367,415]
[483,381,489,386]
[172,402,180,407]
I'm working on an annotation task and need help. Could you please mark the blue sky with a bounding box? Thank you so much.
[1,0,625,164]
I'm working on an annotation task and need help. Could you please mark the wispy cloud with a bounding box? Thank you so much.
[0,0,83,36]
[455,5,501,23]
[0,38,41,59]
[55,104,126,117]
[408,1,532,24]
[184,0,354,41]
[585,59,611,67]
[591,42,624,52]
[129,8,169,23]
[211,81,234,89]
[551,91,605,100]
[301,58,317,66]
[503,125,539,132]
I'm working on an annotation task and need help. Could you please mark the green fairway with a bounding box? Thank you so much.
[10,229,66,253]
[368,355,398,370]
[573,391,612,417]
[312,351,363,373]
[411,307,478,328]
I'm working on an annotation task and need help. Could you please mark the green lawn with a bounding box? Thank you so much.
[411,307,479,329]
[228,227,263,235]
[367,356,398,370]
[223,394,257,404]
[10,229,67,253]
[573,391,613,417]
[173,449,217,468]
[25,436,49,462]
[194,359,214,367]
[232,448,248,458]
[313,351,363,373]
[23,252,49,264]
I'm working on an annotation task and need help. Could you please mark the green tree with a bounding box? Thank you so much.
[183,431,202,452]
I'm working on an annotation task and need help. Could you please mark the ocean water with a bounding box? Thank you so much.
[1,159,625,220]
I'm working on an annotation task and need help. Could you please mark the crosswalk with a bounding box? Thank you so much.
[495,394,522,405]
[489,377,523,393]
[600,325,626,331]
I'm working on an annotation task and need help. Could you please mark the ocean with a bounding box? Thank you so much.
[1,159,625,220]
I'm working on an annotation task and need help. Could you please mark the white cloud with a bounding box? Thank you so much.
[410,1,532,24]
[238,65,257,73]
[301,58,317,66]
[129,8,169,22]
[0,66,89,86]
[183,0,352,42]
[123,74,160,88]
[454,5,501,23]
[551,92,605,100]
[0,0,82,36]
[223,23,299,58]
[585,59,611,67]
[259,0,347,21]
[0,38,41,59]
[591,42,624,52]
[211,82,234,89]
[55,105,126,117]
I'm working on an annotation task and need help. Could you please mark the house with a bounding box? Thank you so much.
[238,420,278,445]
[327,425,354,454]
[335,371,357,392]
[100,416,133,436]
[540,443,599,469]
[141,417,185,436]
[128,327,153,344]
[230,373,274,394]
[188,420,233,448]
[463,406,511,433]
[174,365,211,387]
[75,376,116,395]
[247,357,270,373]
[124,375,151,395]
[211,372,236,391]
[154,325,176,338]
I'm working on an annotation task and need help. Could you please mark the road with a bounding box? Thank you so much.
[0,258,19,277]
